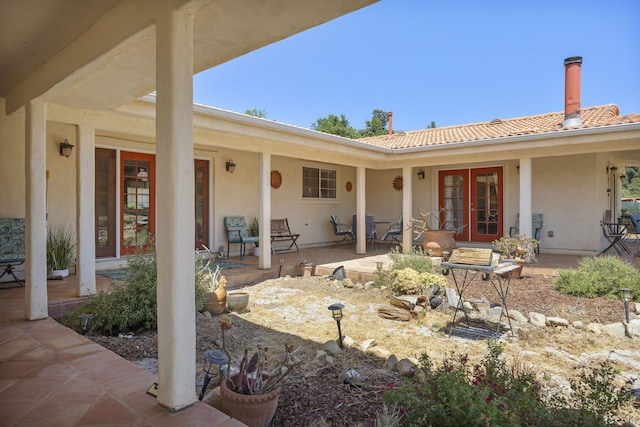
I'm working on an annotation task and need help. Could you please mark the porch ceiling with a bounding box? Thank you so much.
[0,0,377,115]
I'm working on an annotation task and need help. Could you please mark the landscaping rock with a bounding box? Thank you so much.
[342,336,356,348]
[546,317,569,328]
[429,295,444,309]
[322,340,342,355]
[488,306,503,320]
[313,350,329,365]
[572,320,584,329]
[529,312,546,327]
[396,358,418,377]
[587,323,603,335]
[445,287,461,309]
[602,322,626,338]
[342,278,355,288]
[368,346,392,359]
[361,338,376,351]
[507,309,528,323]
[625,319,640,339]
[425,284,440,301]
[385,354,398,371]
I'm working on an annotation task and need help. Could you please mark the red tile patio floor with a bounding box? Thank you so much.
[0,244,587,426]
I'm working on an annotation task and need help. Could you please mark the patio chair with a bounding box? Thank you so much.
[330,215,354,246]
[509,213,543,253]
[224,216,259,260]
[381,213,403,244]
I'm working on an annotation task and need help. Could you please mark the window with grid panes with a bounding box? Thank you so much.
[302,167,336,199]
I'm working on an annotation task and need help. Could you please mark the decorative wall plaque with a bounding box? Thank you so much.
[392,175,403,191]
[270,170,282,189]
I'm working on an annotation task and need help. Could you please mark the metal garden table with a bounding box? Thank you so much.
[441,248,521,338]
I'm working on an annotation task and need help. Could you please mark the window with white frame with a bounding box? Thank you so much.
[302,167,336,199]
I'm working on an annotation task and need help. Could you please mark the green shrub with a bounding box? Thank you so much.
[553,256,640,299]
[63,247,211,335]
[389,247,434,274]
[380,341,632,427]
[388,268,447,296]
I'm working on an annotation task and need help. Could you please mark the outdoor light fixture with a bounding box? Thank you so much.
[619,288,632,323]
[199,349,228,401]
[328,303,345,349]
[225,160,236,173]
[417,170,425,180]
[376,261,384,272]
[59,139,74,158]
[79,314,94,335]
[278,258,285,278]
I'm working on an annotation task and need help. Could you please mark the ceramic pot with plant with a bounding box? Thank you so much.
[217,315,301,427]
[46,225,76,277]
[196,247,226,315]
[411,209,460,257]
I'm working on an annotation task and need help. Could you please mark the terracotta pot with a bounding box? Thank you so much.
[220,377,281,427]
[205,300,226,315]
[422,230,456,257]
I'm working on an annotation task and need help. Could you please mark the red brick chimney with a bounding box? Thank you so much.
[564,56,582,127]
[387,112,393,135]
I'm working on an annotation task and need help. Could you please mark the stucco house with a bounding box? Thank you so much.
[1,0,639,411]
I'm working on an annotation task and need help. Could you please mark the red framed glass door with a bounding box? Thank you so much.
[120,152,155,255]
[438,169,469,240]
[438,167,503,242]
[96,148,116,258]
[194,159,209,249]
[470,167,503,242]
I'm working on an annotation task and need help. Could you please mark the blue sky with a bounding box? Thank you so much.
[193,0,640,132]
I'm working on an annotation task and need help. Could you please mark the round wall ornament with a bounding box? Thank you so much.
[270,170,282,189]
[392,175,403,191]
[345,181,353,192]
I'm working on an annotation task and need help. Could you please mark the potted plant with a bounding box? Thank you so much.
[411,208,458,257]
[46,224,76,278]
[196,246,227,315]
[492,234,538,264]
[218,315,300,427]
[492,234,538,278]
[250,216,260,256]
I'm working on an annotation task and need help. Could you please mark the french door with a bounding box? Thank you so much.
[96,149,117,257]
[121,152,155,255]
[195,159,210,249]
[96,150,210,257]
[438,167,503,243]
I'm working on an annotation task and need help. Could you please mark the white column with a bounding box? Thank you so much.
[76,120,96,296]
[258,152,271,269]
[25,99,48,320]
[155,8,196,411]
[355,167,366,254]
[402,166,413,253]
[518,157,533,237]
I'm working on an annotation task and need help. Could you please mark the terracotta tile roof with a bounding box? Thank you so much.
[358,104,640,149]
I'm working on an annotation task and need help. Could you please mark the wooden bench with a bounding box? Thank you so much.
[0,218,25,286]
[270,219,300,254]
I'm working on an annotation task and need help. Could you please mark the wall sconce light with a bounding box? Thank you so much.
[59,139,74,158]
[619,288,632,323]
[417,170,425,180]
[225,160,236,173]
[328,303,345,349]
